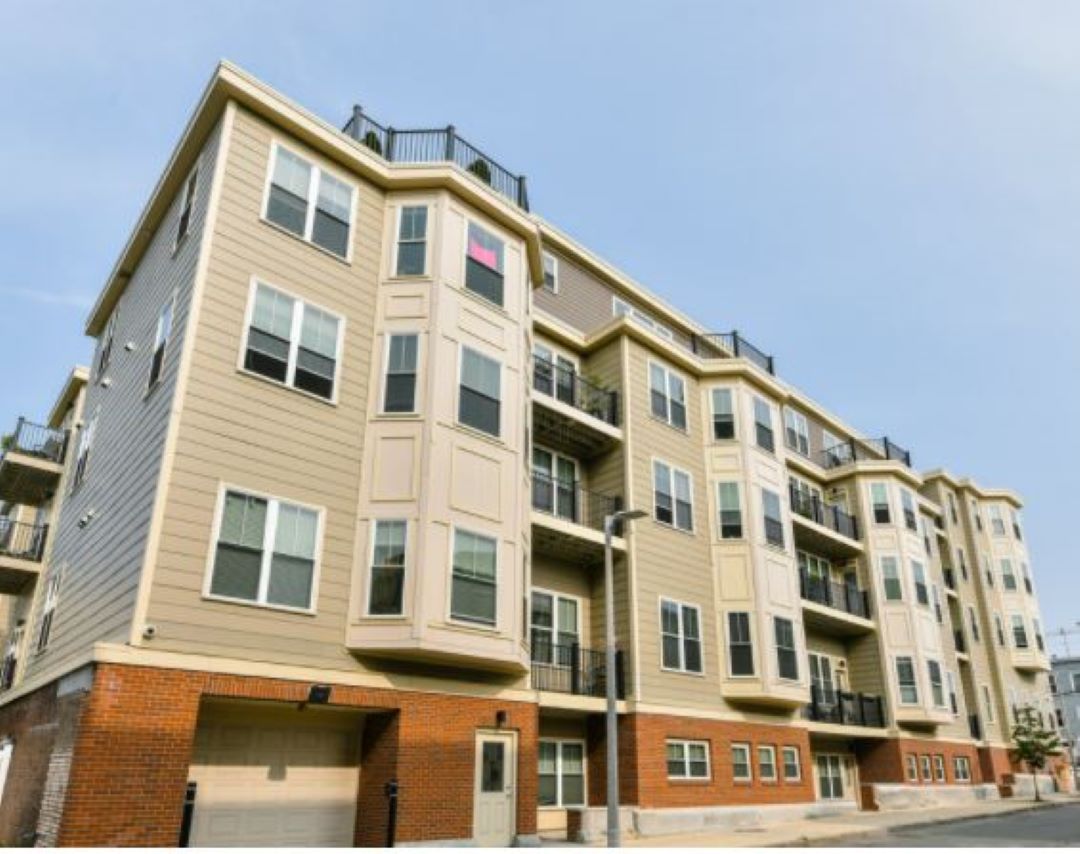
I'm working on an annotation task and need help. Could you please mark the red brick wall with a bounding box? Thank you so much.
[856,737,984,807]
[978,745,1015,793]
[586,712,814,809]
[54,663,538,847]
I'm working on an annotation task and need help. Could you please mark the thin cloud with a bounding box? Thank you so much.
[0,287,93,309]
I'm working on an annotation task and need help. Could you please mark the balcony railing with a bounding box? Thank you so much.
[799,570,871,619]
[532,355,619,427]
[342,106,529,211]
[690,331,775,375]
[0,521,47,562]
[531,470,622,533]
[788,484,860,541]
[816,436,913,470]
[954,629,967,654]
[531,642,625,699]
[1,418,68,465]
[943,567,957,591]
[969,714,982,740]
[805,686,886,728]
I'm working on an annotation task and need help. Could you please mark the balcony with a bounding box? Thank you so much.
[0,419,68,505]
[799,570,874,636]
[805,687,887,729]
[343,106,529,211]
[531,643,625,700]
[816,436,913,470]
[690,331,775,375]
[789,485,862,559]
[531,355,621,460]
[531,471,624,564]
[0,520,48,593]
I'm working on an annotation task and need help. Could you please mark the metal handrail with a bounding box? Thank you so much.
[0,520,48,562]
[788,484,860,540]
[690,331,775,375]
[530,641,625,699]
[816,436,913,470]
[799,569,871,619]
[1,418,68,465]
[531,470,621,532]
[532,354,619,426]
[805,686,886,727]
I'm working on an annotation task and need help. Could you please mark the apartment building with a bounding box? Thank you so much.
[0,61,1061,846]
[1052,656,1080,780]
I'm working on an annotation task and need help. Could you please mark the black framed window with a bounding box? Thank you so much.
[176,167,198,246]
[465,222,505,306]
[384,334,419,413]
[396,206,428,275]
[265,145,354,259]
[459,347,501,436]
[774,617,798,680]
[660,599,702,673]
[451,529,497,625]
[368,520,406,615]
[753,397,774,451]
[711,388,735,440]
[727,612,754,676]
[717,482,742,539]
[870,483,891,524]
[147,297,174,390]
[762,488,784,548]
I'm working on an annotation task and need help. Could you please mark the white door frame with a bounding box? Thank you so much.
[474,729,517,846]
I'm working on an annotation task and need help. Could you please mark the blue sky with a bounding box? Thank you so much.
[2,2,1078,647]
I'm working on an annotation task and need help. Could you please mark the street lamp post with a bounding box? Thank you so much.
[603,508,646,848]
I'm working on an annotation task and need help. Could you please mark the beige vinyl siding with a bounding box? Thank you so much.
[143,107,380,670]
[532,555,595,648]
[847,633,886,697]
[21,120,225,687]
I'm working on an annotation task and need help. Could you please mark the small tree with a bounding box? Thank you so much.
[1011,705,1061,801]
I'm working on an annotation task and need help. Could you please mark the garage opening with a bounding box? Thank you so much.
[186,699,365,847]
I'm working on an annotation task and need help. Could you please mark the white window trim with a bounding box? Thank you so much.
[933,754,946,782]
[456,343,503,441]
[364,518,409,618]
[758,745,778,781]
[541,251,559,293]
[659,597,704,675]
[773,615,800,683]
[652,458,695,533]
[202,482,325,615]
[920,754,932,781]
[731,742,753,782]
[172,157,201,254]
[35,565,64,654]
[145,290,177,395]
[895,656,919,705]
[612,296,674,341]
[725,610,755,678]
[752,395,776,453]
[393,203,430,278]
[379,331,422,416]
[880,555,904,601]
[530,586,583,665]
[709,385,737,441]
[69,407,99,494]
[533,340,580,373]
[869,482,892,525]
[261,140,357,263]
[715,480,745,541]
[905,754,919,782]
[954,756,972,782]
[782,746,802,781]
[539,738,586,807]
[783,407,810,456]
[667,739,711,780]
[647,359,689,432]
[446,525,500,632]
[982,684,996,723]
[927,659,946,708]
[462,218,507,308]
[237,277,347,406]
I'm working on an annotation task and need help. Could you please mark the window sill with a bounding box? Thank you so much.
[648,414,690,436]
[454,420,505,448]
[459,281,512,319]
[202,593,316,617]
[660,666,706,678]
[385,273,433,284]
[376,410,422,420]
[667,777,712,785]
[651,519,696,537]
[236,367,339,407]
[445,616,500,635]
[259,216,353,266]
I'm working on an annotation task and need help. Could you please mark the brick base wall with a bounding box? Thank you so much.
[856,737,985,808]
[978,745,1015,794]
[38,663,538,847]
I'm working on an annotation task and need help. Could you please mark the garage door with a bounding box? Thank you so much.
[188,700,363,847]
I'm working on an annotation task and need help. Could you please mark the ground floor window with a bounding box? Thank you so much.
[933,754,946,782]
[782,746,801,781]
[538,739,585,806]
[954,756,972,782]
[667,739,710,779]
[905,754,918,781]
[816,754,844,800]
[920,754,932,781]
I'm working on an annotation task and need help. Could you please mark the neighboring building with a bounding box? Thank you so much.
[1052,656,1080,777]
[0,62,1060,846]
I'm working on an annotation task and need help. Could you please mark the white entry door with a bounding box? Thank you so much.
[474,731,516,846]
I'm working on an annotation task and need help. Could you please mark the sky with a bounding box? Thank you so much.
[2,1,1078,647]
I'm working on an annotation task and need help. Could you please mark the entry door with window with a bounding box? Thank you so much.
[474,732,516,846]
[816,754,845,800]
[534,345,576,406]
[530,591,581,692]
[532,448,578,522]
[809,653,836,707]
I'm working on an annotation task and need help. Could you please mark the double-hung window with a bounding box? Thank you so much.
[265,145,354,258]
[982,684,995,722]
[210,490,320,611]
[774,617,798,680]
[175,166,198,247]
[762,488,784,548]
[612,296,674,340]
[539,740,584,806]
[933,755,946,782]
[532,343,576,405]
[147,295,175,390]
[931,584,943,624]
[927,660,945,707]
[459,347,501,437]
[731,744,752,781]
[782,746,801,781]
[653,461,693,532]
[451,529,497,626]
[660,598,703,673]
[971,500,983,531]
[946,670,959,714]
[727,612,754,676]
[36,567,63,652]
[367,520,407,616]
[395,206,428,275]
[1011,510,1023,541]
[758,746,777,780]
[753,397,775,452]
[532,448,578,522]
[920,755,932,781]
[649,362,687,430]
[96,306,119,381]
[1001,559,1017,591]
[994,613,1006,646]
[783,408,810,456]
[957,547,968,581]
[896,656,918,704]
[870,483,891,524]
[1033,617,1044,652]
[954,756,971,782]
[244,283,342,400]
[989,505,1006,536]
[947,494,959,525]
[901,490,918,532]
[711,387,735,440]
[383,334,419,413]
[541,252,558,293]
[880,556,903,601]
[911,560,929,606]
[667,740,710,779]
[968,607,981,643]
[70,409,97,492]
[716,482,743,539]
[905,755,918,782]
[0,622,23,689]
[1011,614,1029,649]
[465,221,505,306]
[530,591,579,665]
[983,553,994,587]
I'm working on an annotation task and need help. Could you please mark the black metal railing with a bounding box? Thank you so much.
[954,629,967,654]
[799,570,871,619]
[690,331,775,375]
[943,567,957,591]
[969,714,982,740]
[805,686,886,728]
[530,642,625,699]
[343,106,529,211]
[1,418,68,465]
[0,521,47,562]
[816,436,913,470]
[531,470,622,533]
[532,355,619,426]
[788,484,860,540]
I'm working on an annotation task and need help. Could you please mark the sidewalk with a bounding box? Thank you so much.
[613,795,1080,848]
